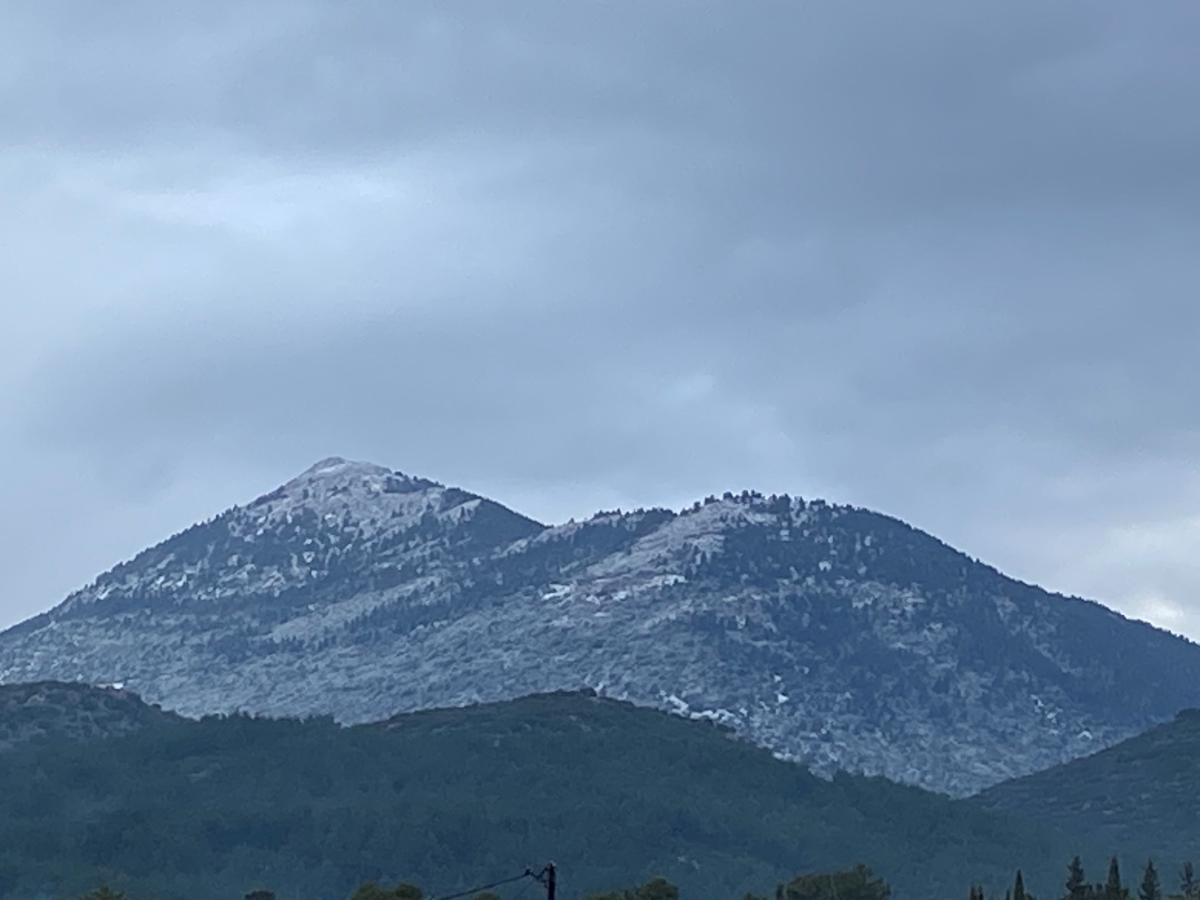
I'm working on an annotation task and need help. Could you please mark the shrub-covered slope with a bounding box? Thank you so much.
[0,681,176,751]
[975,708,1200,866]
[3,458,1199,795]
[0,687,1092,900]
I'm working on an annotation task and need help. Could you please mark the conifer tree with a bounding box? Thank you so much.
[1014,870,1028,900]
[1140,862,1162,900]
[1105,858,1129,900]
[1067,857,1090,900]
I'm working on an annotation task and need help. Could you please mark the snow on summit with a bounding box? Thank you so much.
[247,457,462,535]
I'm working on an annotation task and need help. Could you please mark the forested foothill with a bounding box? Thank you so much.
[0,685,1191,900]
[974,710,1200,865]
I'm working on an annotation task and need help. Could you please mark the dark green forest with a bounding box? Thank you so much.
[975,710,1200,865]
[0,690,1190,900]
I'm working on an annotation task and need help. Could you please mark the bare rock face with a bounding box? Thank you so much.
[3,457,1198,795]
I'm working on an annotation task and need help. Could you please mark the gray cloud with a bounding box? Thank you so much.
[1,1,1197,640]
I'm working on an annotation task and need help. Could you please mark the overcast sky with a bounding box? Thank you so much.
[1,1,1197,640]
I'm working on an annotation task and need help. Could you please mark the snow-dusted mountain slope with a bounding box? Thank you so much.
[3,457,1198,795]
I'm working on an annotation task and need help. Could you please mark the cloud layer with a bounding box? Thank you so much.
[1,1,1197,639]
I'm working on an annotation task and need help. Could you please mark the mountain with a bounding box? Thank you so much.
[0,684,1092,900]
[2,457,1199,796]
[975,707,1200,866]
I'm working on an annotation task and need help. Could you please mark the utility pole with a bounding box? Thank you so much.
[532,863,556,900]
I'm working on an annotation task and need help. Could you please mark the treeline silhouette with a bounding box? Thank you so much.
[64,859,1200,900]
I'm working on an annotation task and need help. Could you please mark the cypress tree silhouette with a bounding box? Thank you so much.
[1106,858,1128,900]
[1139,862,1162,900]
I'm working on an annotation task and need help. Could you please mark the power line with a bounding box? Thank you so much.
[433,864,555,900]
[508,874,539,900]
[433,871,533,900]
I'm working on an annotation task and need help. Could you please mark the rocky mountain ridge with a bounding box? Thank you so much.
[3,457,1199,796]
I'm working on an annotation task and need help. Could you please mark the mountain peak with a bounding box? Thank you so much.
[287,457,417,487]
[247,458,446,515]
[297,456,368,477]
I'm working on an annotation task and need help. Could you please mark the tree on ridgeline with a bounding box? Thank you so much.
[1140,862,1162,900]
[1104,858,1131,900]
[1013,869,1033,900]
[1065,857,1092,900]
[776,865,890,900]
[637,878,681,900]
[352,882,423,900]
[78,889,126,900]
[968,885,985,900]
[585,877,680,900]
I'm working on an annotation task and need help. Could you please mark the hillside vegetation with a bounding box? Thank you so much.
[0,687,1099,900]
[975,708,1200,864]
[0,682,172,751]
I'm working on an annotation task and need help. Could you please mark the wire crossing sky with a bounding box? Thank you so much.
[0,2,1196,639]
